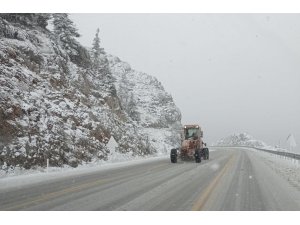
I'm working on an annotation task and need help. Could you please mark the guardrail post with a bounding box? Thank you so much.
[46,158,49,173]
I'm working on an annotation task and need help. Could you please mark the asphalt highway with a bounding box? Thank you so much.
[0,147,299,210]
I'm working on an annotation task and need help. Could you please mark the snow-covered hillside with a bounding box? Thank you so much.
[0,14,181,172]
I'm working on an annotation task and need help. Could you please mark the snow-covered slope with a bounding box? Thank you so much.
[0,14,181,172]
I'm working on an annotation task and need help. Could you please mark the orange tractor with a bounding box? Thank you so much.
[170,125,209,163]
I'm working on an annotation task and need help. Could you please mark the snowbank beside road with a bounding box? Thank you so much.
[249,148,300,190]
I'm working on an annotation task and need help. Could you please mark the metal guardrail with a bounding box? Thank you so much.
[253,147,300,160]
[210,145,300,160]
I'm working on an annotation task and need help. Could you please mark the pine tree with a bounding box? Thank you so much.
[127,93,140,121]
[52,14,90,67]
[52,13,80,57]
[91,28,110,77]
[0,13,50,28]
[36,14,51,28]
[92,28,101,69]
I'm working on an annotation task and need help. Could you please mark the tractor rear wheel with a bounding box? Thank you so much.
[195,149,201,163]
[170,149,178,163]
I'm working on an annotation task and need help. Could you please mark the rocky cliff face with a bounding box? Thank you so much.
[0,14,181,171]
[109,55,182,154]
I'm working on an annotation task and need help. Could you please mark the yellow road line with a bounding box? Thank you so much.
[2,177,113,211]
[191,153,236,211]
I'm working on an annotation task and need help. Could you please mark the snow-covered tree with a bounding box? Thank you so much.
[92,28,101,68]
[52,14,80,57]
[117,76,140,121]
[52,13,90,67]
[127,93,140,121]
[53,13,80,40]
[91,28,110,76]
[0,13,50,29]
[36,14,51,28]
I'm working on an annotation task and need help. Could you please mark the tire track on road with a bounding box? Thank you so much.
[191,152,236,210]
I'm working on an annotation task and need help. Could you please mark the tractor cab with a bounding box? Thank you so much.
[183,125,203,140]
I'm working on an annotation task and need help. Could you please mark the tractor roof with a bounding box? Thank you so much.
[183,125,201,129]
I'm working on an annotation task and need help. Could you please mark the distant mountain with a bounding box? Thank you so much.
[213,133,268,148]
[0,14,181,171]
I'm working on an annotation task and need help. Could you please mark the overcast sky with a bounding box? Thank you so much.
[70,14,300,148]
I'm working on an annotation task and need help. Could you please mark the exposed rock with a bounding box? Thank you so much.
[109,55,182,153]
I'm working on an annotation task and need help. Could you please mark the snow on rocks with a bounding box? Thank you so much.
[0,15,182,174]
[109,55,182,155]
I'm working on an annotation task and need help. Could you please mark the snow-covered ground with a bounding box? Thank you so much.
[249,147,300,189]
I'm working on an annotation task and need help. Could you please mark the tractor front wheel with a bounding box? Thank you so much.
[204,148,209,160]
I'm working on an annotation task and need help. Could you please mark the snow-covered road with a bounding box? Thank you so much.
[0,147,299,210]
